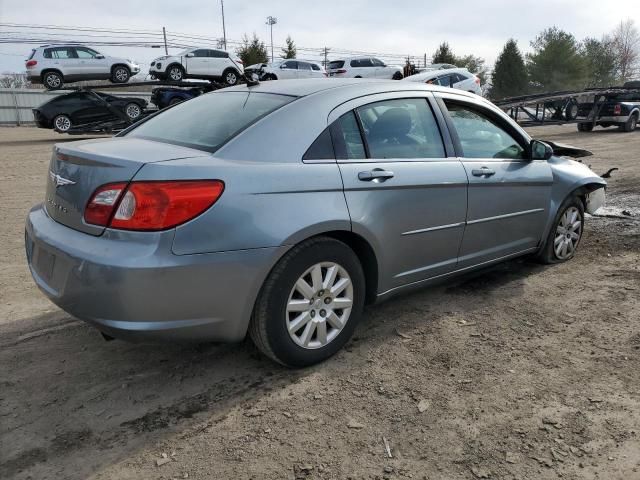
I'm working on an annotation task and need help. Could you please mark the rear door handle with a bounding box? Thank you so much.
[471,167,496,177]
[358,168,395,182]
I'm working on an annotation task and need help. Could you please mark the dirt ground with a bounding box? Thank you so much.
[1,125,639,480]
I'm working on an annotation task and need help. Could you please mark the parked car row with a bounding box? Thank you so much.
[245,59,327,80]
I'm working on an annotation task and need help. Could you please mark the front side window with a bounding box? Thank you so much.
[75,47,98,59]
[329,60,344,69]
[445,102,525,160]
[192,49,208,57]
[371,58,385,67]
[356,99,445,159]
[282,60,298,69]
[311,63,320,71]
[127,92,295,152]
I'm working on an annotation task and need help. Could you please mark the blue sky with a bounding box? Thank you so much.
[1,0,639,73]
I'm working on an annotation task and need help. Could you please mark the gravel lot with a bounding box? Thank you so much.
[1,125,639,480]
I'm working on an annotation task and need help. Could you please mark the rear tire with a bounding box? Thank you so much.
[111,65,130,83]
[53,114,72,133]
[577,122,594,132]
[249,236,365,367]
[535,195,584,264]
[222,69,239,86]
[620,113,638,132]
[43,71,63,90]
[124,102,142,121]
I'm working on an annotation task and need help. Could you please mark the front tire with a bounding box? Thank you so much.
[53,114,72,133]
[392,71,403,80]
[536,195,584,264]
[167,65,184,82]
[249,236,365,367]
[43,71,63,90]
[111,65,130,83]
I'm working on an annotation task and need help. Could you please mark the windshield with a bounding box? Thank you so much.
[126,91,295,152]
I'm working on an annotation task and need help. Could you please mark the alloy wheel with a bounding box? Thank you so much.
[225,71,237,85]
[286,262,353,349]
[125,103,141,120]
[114,67,129,82]
[54,115,71,132]
[554,206,582,260]
[169,67,183,81]
[46,74,61,88]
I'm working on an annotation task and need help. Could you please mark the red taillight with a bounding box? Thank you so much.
[84,180,224,231]
[26,60,37,68]
[474,76,480,85]
[613,104,622,115]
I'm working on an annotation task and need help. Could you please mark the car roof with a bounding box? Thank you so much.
[405,68,471,81]
[223,78,478,99]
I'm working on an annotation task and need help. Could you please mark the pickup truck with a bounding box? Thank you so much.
[577,82,640,132]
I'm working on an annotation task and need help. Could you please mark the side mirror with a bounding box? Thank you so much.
[96,54,105,59]
[185,53,194,58]
[530,139,553,160]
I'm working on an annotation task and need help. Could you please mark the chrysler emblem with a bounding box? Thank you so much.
[50,171,76,188]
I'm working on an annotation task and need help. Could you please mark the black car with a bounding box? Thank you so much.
[32,91,148,133]
[150,86,208,110]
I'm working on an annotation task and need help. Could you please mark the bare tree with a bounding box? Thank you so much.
[612,19,640,81]
[0,73,30,88]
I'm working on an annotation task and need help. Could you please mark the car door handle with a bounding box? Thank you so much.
[471,167,496,177]
[358,169,395,182]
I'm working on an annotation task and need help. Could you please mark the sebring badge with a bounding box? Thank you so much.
[49,171,76,188]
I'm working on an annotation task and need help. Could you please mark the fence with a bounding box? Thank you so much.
[0,88,152,126]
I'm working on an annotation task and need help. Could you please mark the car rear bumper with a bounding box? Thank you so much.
[25,204,286,343]
[596,115,629,123]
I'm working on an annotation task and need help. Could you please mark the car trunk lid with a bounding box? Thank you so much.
[45,137,210,235]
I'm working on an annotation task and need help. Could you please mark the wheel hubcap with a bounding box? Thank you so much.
[126,104,140,119]
[170,69,181,80]
[286,262,353,349]
[115,69,127,81]
[55,116,70,131]
[554,206,582,260]
[226,72,236,84]
[47,75,60,87]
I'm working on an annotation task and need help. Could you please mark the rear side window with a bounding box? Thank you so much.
[28,49,36,60]
[356,99,445,159]
[444,102,525,159]
[47,47,77,59]
[298,62,312,71]
[127,92,295,153]
[303,128,335,160]
[332,112,366,160]
[210,50,229,58]
[329,61,344,69]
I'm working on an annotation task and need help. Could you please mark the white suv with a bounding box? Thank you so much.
[328,57,403,80]
[245,59,327,80]
[25,45,140,90]
[403,67,482,96]
[149,48,244,86]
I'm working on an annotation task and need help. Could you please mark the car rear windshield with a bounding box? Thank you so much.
[126,91,295,153]
[329,61,344,69]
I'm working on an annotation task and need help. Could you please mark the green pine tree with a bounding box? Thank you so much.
[582,36,618,87]
[432,42,456,64]
[527,27,587,92]
[489,39,528,100]
[236,33,269,66]
[281,35,297,59]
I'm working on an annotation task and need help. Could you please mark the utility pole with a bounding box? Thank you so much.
[266,16,277,62]
[323,47,330,68]
[162,27,168,55]
[220,0,227,50]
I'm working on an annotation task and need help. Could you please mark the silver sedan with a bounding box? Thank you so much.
[25,79,606,367]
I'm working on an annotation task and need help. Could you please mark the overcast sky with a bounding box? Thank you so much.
[1,0,639,73]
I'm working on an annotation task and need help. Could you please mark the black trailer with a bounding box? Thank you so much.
[494,85,640,130]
